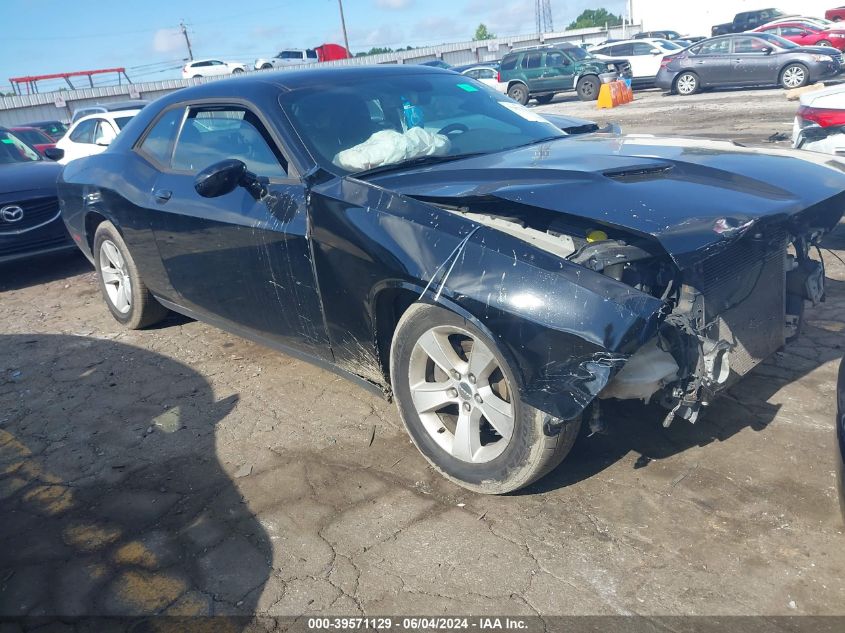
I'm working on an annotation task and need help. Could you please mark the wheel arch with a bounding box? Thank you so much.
[506,79,528,92]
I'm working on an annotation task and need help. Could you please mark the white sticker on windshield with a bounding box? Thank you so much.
[499,101,553,123]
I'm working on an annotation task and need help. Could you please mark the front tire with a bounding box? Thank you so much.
[94,221,169,330]
[390,304,581,494]
[507,83,529,105]
[674,71,699,95]
[261,63,273,70]
[781,63,809,89]
[576,75,600,101]
[818,40,833,47]
[232,67,244,73]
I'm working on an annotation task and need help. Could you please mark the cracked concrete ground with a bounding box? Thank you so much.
[1,87,844,619]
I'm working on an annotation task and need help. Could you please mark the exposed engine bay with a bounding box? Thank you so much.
[430,199,830,427]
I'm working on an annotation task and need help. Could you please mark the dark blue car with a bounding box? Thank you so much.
[58,66,845,493]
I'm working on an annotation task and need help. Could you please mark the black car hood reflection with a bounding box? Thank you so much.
[366,134,845,268]
[0,161,62,197]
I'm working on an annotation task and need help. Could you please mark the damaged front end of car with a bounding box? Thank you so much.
[418,191,840,429]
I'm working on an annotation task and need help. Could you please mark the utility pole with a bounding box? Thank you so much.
[534,0,554,34]
[180,21,194,61]
[337,0,351,55]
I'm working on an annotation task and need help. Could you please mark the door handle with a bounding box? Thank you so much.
[153,189,172,203]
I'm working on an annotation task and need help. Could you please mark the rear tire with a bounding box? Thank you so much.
[818,40,833,47]
[93,221,169,330]
[232,67,244,73]
[780,63,809,89]
[674,71,699,95]
[576,75,600,101]
[261,63,273,70]
[507,83,529,105]
[390,303,581,494]
[535,94,555,104]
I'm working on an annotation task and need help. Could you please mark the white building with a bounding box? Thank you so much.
[631,0,836,37]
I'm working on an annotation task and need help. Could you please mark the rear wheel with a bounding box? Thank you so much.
[675,71,699,95]
[535,94,555,104]
[576,75,600,101]
[94,221,169,329]
[232,67,244,73]
[781,63,809,89]
[818,40,833,47]
[261,63,273,70]
[507,83,529,105]
[390,304,581,494]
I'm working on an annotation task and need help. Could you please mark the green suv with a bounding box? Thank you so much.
[499,43,620,104]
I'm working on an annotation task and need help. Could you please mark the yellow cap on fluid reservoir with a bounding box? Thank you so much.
[586,230,608,243]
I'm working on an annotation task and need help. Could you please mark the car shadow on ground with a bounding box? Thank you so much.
[0,333,270,619]
[523,226,845,495]
[0,251,91,292]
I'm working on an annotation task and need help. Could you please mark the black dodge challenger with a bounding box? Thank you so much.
[59,66,845,493]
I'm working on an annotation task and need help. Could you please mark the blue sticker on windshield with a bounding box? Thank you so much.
[457,83,479,92]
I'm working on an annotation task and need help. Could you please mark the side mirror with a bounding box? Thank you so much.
[194,159,267,199]
[562,57,571,66]
[43,147,64,161]
[95,138,111,147]
[651,49,663,55]
[761,46,773,55]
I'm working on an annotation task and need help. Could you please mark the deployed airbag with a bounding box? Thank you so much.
[333,128,451,171]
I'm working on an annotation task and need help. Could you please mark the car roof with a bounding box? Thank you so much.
[461,65,497,71]
[72,109,142,126]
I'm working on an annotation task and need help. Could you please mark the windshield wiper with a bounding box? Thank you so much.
[351,152,486,178]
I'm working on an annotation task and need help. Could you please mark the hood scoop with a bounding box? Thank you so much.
[603,163,674,182]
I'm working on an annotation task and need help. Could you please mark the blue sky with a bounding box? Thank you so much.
[1,0,627,92]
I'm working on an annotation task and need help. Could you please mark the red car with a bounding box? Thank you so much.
[753,21,845,49]
[9,126,57,154]
[827,7,845,21]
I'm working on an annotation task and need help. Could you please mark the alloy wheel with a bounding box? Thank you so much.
[783,66,806,88]
[407,325,515,464]
[677,74,697,95]
[99,239,132,314]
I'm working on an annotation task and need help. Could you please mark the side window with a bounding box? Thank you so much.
[613,43,634,56]
[306,49,318,59]
[522,52,542,69]
[780,27,803,36]
[698,38,731,55]
[137,108,184,165]
[499,56,517,71]
[465,69,480,79]
[69,119,97,144]
[546,51,565,67]
[630,42,655,55]
[171,106,287,178]
[478,69,496,79]
[733,37,768,53]
[93,120,116,145]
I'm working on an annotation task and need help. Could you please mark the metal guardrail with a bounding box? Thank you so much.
[0,24,641,127]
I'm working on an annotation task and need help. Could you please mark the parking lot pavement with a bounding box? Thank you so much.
[2,92,845,619]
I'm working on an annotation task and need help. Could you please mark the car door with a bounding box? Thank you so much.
[519,52,545,91]
[730,36,779,85]
[687,37,734,85]
[537,50,576,91]
[629,42,664,78]
[143,102,331,359]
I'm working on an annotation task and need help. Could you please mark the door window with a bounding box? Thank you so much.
[696,38,732,55]
[733,37,769,53]
[171,106,287,177]
[611,43,634,56]
[93,120,116,144]
[137,108,184,165]
[545,51,566,67]
[779,27,805,37]
[69,119,98,144]
[631,42,656,55]
[521,53,542,69]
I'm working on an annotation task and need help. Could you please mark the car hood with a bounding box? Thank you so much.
[0,160,62,196]
[367,134,845,268]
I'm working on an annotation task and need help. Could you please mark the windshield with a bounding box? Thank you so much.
[33,122,67,139]
[280,72,564,175]
[754,32,799,49]
[0,131,41,164]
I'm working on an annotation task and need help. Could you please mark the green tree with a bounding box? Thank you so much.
[355,46,395,57]
[567,8,622,30]
[473,23,496,40]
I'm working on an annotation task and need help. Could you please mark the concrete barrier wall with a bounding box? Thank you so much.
[0,24,640,127]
